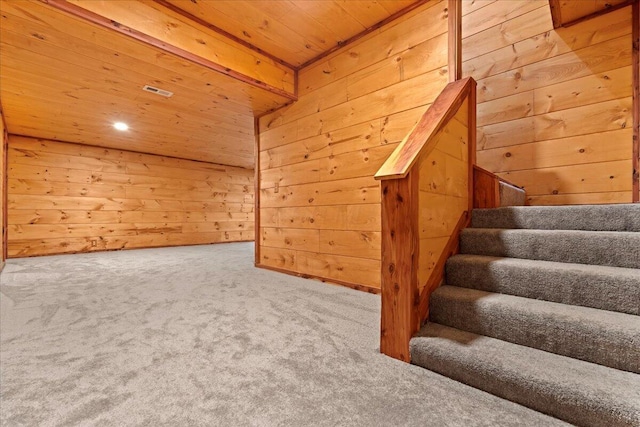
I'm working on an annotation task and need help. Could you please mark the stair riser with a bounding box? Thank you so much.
[498,182,526,207]
[472,204,640,231]
[460,229,640,269]
[430,288,640,373]
[445,256,640,315]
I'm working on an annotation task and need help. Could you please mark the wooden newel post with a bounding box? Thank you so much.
[379,170,420,362]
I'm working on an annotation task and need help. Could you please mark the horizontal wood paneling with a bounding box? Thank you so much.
[417,103,470,289]
[7,136,254,257]
[463,3,634,205]
[257,0,449,290]
[497,160,632,196]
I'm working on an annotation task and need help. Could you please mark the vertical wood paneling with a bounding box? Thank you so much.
[633,0,639,202]
[463,3,635,205]
[448,0,462,81]
[0,105,6,265]
[380,171,419,361]
[7,136,254,257]
[257,0,449,291]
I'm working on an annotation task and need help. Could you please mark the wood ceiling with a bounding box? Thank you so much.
[0,0,422,168]
[161,0,419,67]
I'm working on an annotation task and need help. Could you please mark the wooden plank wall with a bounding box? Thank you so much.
[0,106,6,266]
[7,136,254,257]
[417,99,470,291]
[463,1,634,205]
[257,0,449,291]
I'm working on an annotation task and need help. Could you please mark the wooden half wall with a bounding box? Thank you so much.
[463,1,635,205]
[256,0,450,292]
[7,137,254,257]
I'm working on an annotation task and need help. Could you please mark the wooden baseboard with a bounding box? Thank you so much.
[255,263,381,295]
[7,239,255,259]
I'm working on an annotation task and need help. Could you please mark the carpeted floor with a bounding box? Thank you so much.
[0,242,566,426]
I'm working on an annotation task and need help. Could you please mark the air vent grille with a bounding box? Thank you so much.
[142,85,173,98]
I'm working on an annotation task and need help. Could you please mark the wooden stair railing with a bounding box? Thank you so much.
[374,77,477,361]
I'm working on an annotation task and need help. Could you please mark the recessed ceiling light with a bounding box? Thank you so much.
[113,122,129,131]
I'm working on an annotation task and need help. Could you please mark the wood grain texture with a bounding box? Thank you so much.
[58,0,295,96]
[298,0,434,70]
[464,1,634,205]
[527,191,632,205]
[416,112,470,285]
[379,172,419,362]
[293,1,447,97]
[467,75,478,211]
[464,7,631,80]
[549,0,563,29]
[254,118,261,265]
[633,0,639,202]
[161,0,420,68]
[463,0,548,39]
[379,79,476,361]
[0,104,6,264]
[375,77,474,180]
[473,166,500,208]
[257,261,381,295]
[257,1,449,292]
[497,160,632,197]
[556,0,633,27]
[417,210,469,319]
[7,136,254,257]
[477,129,633,173]
[0,0,291,168]
[448,0,462,81]
[152,0,297,70]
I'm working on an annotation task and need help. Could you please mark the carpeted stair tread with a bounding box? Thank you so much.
[472,204,640,231]
[430,285,640,373]
[460,228,640,268]
[410,323,640,427]
[445,255,640,315]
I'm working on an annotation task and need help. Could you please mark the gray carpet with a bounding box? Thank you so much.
[411,324,640,427]
[412,205,640,427]
[0,243,565,427]
[460,228,640,268]
[446,255,640,315]
[498,182,526,207]
[472,204,640,231]
[430,286,640,372]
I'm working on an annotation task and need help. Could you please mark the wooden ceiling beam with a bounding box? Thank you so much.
[151,0,298,71]
[549,0,635,29]
[41,0,297,100]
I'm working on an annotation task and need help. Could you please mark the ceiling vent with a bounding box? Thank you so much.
[142,85,173,98]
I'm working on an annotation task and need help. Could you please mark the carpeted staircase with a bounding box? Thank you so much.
[410,204,640,426]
